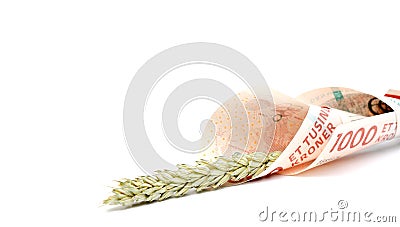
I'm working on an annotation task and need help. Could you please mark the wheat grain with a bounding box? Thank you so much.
[103,151,281,206]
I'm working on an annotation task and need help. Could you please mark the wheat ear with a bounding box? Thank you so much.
[104,151,281,206]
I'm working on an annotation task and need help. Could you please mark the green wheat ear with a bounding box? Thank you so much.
[104,151,281,207]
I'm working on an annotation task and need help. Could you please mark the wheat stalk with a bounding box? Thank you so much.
[103,151,281,207]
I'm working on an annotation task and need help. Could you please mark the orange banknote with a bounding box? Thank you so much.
[202,87,400,178]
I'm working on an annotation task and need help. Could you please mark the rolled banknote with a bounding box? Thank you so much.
[202,87,399,177]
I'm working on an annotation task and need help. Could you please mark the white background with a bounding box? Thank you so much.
[1,1,400,226]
